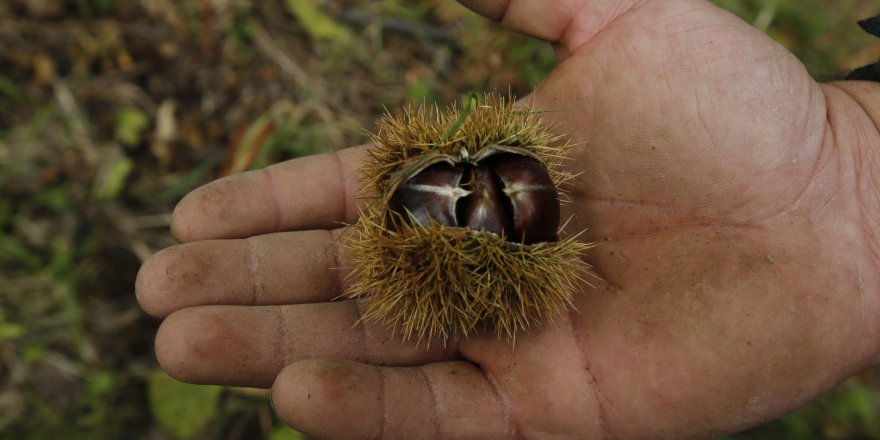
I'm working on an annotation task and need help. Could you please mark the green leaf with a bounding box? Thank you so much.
[828,383,880,434]
[91,0,113,15]
[0,73,25,103]
[22,343,46,362]
[0,322,23,341]
[0,235,42,270]
[155,158,218,203]
[114,107,150,147]
[148,369,223,440]
[232,9,255,43]
[406,79,434,103]
[87,372,115,402]
[31,186,77,212]
[439,93,480,144]
[92,155,134,200]
[283,0,350,42]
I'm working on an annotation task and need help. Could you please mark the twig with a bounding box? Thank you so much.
[334,9,456,46]
[52,80,98,166]
[251,22,309,85]
[132,213,173,229]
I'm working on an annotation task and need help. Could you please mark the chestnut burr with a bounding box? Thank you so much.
[344,93,593,344]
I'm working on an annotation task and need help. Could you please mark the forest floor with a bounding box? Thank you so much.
[1,0,879,439]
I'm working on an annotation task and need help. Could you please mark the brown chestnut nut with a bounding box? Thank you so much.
[388,161,467,227]
[483,154,560,244]
[459,164,510,237]
[388,152,559,244]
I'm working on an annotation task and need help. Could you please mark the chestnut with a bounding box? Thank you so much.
[459,164,510,237]
[388,161,468,227]
[388,151,560,244]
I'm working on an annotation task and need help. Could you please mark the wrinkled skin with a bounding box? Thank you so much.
[136,0,880,438]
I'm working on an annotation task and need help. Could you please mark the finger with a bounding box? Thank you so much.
[272,359,510,440]
[456,0,651,51]
[172,146,367,242]
[136,229,346,318]
[155,302,458,388]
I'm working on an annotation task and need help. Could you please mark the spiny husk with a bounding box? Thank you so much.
[345,212,593,345]
[344,93,593,345]
[363,93,574,199]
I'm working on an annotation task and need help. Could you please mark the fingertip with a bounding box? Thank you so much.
[269,362,307,428]
[153,309,231,385]
[170,147,369,241]
[134,251,158,316]
[135,244,219,318]
[170,179,228,242]
[135,246,181,318]
[170,191,196,242]
[171,182,220,243]
[154,310,193,382]
[272,359,382,439]
[457,0,507,21]
[155,307,278,388]
[171,174,268,242]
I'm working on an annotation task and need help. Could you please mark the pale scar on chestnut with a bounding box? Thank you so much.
[388,149,560,245]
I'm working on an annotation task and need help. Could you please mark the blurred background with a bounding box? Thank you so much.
[0,0,879,439]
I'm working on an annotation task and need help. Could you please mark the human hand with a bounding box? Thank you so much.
[136,0,880,438]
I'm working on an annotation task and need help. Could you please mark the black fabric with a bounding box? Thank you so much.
[858,15,880,38]
[847,15,880,82]
[846,62,880,81]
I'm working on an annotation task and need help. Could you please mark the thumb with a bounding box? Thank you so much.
[456,0,652,54]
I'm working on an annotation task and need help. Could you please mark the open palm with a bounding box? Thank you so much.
[136,0,880,438]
